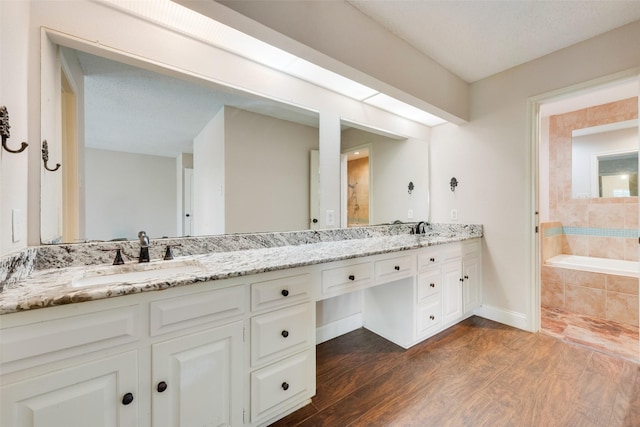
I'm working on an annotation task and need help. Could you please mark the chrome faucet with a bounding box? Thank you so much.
[138,230,150,262]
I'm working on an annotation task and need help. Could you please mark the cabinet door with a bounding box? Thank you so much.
[442,260,463,325]
[463,252,481,315]
[152,321,243,427]
[1,351,138,427]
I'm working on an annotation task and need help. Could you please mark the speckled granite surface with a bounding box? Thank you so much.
[0,223,482,314]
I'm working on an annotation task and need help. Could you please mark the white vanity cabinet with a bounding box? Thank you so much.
[462,239,482,315]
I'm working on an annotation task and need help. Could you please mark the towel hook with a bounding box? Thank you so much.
[41,140,61,172]
[1,106,28,154]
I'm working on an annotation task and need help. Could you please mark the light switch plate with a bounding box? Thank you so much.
[326,210,335,226]
[12,209,21,242]
[451,209,458,221]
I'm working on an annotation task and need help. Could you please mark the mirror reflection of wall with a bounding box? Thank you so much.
[571,120,638,198]
[345,149,370,227]
[44,46,321,242]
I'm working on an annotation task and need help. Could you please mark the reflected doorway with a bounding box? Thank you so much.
[344,147,370,227]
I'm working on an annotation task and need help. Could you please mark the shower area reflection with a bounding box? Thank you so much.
[539,82,639,361]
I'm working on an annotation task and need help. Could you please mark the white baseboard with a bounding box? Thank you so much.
[474,305,530,331]
[315,313,363,344]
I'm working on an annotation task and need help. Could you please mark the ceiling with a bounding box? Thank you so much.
[346,1,640,83]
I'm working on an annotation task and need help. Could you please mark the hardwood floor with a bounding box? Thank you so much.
[270,316,640,427]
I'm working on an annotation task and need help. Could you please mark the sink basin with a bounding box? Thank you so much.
[71,259,204,288]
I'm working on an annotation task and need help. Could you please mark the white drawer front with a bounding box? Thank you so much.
[1,305,140,372]
[251,302,313,367]
[150,285,245,336]
[374,255,415,283]
[321,262,372,295]
[417,296,442,336]
[417,269,441,303]
[251,273,311,313]
[417,247,441,270]
[251,350,314,423]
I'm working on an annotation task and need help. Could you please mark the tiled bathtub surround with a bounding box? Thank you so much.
[548,97,638,262]
[541,221,638,328]
[542,265,638,326]
[0,223,482,292]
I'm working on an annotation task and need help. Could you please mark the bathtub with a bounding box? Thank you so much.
[545,254,638,278]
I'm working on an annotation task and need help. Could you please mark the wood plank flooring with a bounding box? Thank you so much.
[270,316,640,427]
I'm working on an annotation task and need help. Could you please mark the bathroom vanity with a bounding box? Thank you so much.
[0,225,481,427]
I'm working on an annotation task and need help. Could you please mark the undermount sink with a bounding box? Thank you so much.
[71,259,204,288]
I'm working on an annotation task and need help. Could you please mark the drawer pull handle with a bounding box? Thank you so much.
[281,289,289,297]
[459,278,464,282]
[157,381,168,393]
[281,330,289,338]
[281,382,290,391]
[348,275,355,281]
[430,257,435,262]
[122,392,134,405]
[464,275,469,280]
[430,283,435,288]
[394,265,400,271]
[430,315,435,320]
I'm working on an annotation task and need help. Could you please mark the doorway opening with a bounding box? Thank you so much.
[345,147,370,227]
[536,76,640,361]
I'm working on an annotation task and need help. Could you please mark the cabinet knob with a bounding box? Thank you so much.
[281,382,289,391]
[430,315,435,320]
[281,330,289,338]
[464,275,469,280]
[430,257,435,262]
[122,392,134,405]
[459,278,464,282]
[281,289,289,297]
[348,275,355,281]
[430,283,435,288]
[157,381,168,393]
[394,265,400,271]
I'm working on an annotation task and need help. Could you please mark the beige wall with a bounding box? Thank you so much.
[548,98,638,261]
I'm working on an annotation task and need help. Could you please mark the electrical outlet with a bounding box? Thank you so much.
[451,209,458,221]
[326,210,335,226]
[407,209,413,219]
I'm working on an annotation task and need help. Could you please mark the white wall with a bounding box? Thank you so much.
[0,1,30,255]
[85,148,177,241]
[193,108,225,235]
[431,20,640,331]
[224,107,319,233]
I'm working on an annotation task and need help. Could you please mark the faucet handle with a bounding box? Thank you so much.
[163,244,182,261]
[100,247,125,265]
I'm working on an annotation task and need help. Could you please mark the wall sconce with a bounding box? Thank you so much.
[450,177,459,192]
[408,181,414,194]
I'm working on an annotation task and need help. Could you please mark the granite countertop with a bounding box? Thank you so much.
[0,228,481,315]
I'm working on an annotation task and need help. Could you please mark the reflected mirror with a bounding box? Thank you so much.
[571,119,638,198]
[42,46,321,243]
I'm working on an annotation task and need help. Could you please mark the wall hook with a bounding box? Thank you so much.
[41,140,61,172]
[408,181,414,194]
[1,106,28,154]
[450,177,459,192]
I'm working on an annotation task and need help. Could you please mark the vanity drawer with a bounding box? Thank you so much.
[374,254,415,283]
[417,269,441,303]
[417,296,442,336]
[251,302,313,367]
[251,273,311,313]
[321,262,372,296]
[1,305,140,373]
[417,243,461,271]
[251,350,314,423]
[150,285,245,336]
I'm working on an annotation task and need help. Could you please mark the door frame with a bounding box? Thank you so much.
[528,68,640,333]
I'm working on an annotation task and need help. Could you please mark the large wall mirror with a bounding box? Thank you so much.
[571,119,639,198]
[41,45,322,243]
[41,41,430,244]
